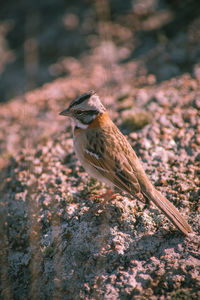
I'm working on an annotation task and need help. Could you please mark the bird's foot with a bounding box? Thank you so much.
[89,189,117,214]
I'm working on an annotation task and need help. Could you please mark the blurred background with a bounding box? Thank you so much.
[1,0,200,102]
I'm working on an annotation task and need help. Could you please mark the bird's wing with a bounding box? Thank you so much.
[84,126,141,195]
[83,126,193,235]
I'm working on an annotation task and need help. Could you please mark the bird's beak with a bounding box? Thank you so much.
[59,107,70,116]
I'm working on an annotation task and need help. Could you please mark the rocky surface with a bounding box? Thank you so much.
[0,1,200,299]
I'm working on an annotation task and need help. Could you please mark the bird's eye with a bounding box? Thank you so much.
[76,111,83,115]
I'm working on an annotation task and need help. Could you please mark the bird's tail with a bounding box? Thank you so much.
[143,188,193,236]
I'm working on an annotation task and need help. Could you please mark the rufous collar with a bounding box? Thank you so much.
[73,112,111,136]
[88,111,111,128]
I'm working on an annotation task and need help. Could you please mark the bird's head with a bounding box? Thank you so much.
[59,90,106,129]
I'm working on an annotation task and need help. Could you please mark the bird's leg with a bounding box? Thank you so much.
[100,189,118,203]
[89,189,116,201]
[89,189,117,214]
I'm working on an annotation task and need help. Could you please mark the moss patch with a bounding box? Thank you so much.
[120,110,152,133]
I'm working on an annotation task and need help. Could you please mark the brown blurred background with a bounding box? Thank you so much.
[0,0,200,102]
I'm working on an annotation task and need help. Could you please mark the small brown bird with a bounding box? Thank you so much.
[60,90,193,236]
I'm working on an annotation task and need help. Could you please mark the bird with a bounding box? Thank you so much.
[60,90,193,236]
